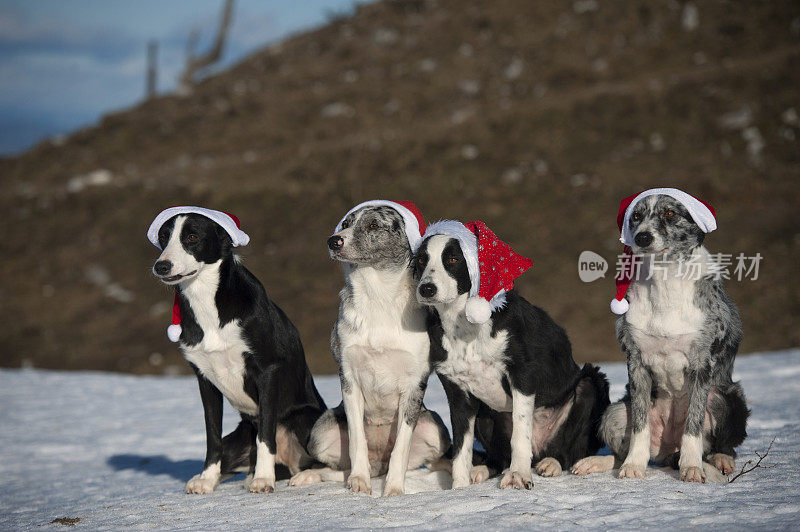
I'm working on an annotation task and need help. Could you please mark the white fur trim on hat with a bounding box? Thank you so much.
[147,206,250,249]
[423,220,507,323]
[334,200,423,251]
[424,220,480,294]
[619,188,717,246]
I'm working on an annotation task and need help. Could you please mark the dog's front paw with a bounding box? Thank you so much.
[289,470,322,487]
[185,474,219,494]
[707,453,735,475]
[680,465,706,483]
[500,469,533,490]
[382,483,404,497]
[618,463,646,479]
[572,455,615,476]
[347,474,372,495]
[470,465,491,484]
[535,457,562,477]
[246,475,275,493]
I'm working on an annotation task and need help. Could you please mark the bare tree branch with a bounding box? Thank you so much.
[728,437,777,483]
[145,40,158,99]
[179,0,235,92]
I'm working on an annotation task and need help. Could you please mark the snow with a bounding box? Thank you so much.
[2,350,799,530]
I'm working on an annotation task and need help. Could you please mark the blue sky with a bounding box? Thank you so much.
[0,0,365,155]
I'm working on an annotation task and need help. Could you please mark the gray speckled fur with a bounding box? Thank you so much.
[304,205,449,483]
[609,194,748,461]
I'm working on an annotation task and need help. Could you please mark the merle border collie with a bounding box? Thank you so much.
[573,194,749,482]
[151,213,326,493]
[414,222,610,490]
[290,204,450,497]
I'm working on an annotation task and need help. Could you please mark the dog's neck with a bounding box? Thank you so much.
[435,293,487,340]
[627,246,714,317]
[343,263,415,304]
[633,245,712,287]
[178,256,238,327]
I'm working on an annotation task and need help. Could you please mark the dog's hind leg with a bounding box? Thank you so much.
[543,365,611,477]
[409,409,451,469]
[573,400,628,476]
[289,467,348,486]
[221,418,256,476]
[704,382,749,475]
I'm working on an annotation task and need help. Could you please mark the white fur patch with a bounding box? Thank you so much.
[626,248,707,395]
[179,260,258,416]
[435,296,512,412]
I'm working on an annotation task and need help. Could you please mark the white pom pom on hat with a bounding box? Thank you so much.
[611,188,717,314]
[465,296,493,324]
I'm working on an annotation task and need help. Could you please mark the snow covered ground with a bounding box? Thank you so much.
[1,349,798,530]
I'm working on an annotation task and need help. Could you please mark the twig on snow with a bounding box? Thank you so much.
[728,437,777,483]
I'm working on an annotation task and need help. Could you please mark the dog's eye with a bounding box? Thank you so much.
[631,212,642,222]
[447,257,458,264]
[185,233,199,243]
[341,221,350,229]
[417,257,424,265]
[369,222,379,230]
[664,210,675,219]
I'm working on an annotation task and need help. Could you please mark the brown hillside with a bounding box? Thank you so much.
[1,0,798,375]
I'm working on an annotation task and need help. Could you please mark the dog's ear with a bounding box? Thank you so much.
[214,222,234,251]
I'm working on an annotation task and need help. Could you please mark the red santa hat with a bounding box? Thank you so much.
[334,200,427,251]
[146,206,250,342]
[423,220,533,324]
[611,188,717,314]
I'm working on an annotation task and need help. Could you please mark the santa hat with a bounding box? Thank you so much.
[424,220,533,324]
[611,188,717,314]
[334,200,427,251]
[147,206,250,249]
[146,206,250,342]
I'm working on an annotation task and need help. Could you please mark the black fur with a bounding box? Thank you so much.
[415,235,611,473]
[155,214,326,483]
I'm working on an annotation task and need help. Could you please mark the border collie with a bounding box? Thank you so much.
[150,212,326,493]
[572,193,749,482]
[414,221,610,490]
[290,202,450,496]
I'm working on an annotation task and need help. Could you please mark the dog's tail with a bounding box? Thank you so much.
[220,419,257,475]
[576,363,611,452]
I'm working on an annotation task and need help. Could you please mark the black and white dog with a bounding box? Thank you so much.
[414,220,610,490]
[572,189,749,482]
[290,200,450,496]
[147,207,326,494]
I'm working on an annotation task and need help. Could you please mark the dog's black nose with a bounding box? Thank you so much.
[327,236,344,251]
[418,283,437,298]
[154,260,173,276]
[634,232,653,248]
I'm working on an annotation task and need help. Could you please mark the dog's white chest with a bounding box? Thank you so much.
[338,268,431,421]
[626,275,704,394]
[438,325,512,412]
[176,262,258,417]
[182,321,258,416]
